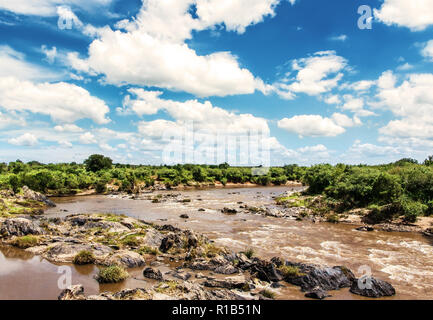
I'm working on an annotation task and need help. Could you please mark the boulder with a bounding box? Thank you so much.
[180,214,189,219]
[43,242,112,263]
[221,208,237,215]
[203,275,250,290]
[105,250,145,268]
[288,265,355,292]
[248,258,283,282]
[143,267,163,281]
[58,285,86,300]
[22,186,56,207]
[350,277,396,298]
[142,228,165,248]
[305,287,331,300]
[159,234,181,253]
[0,218,43,236]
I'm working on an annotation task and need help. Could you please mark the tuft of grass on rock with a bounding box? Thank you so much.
[96,265,129,283]
[260,289,275,299]
[121,235,140,247]
[243,248,255,259]
[73,250,96,265]
[137,246,160,256]
[11,235,39,249]
[278,265,305,278]
[326,213,340,223]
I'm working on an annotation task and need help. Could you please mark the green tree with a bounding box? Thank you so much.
[84,155,113,173]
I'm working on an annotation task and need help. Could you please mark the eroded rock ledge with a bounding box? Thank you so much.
[0,212,396,300]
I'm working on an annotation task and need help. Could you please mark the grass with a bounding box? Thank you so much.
[326,213,340,223]
[121,235,140,247]
[260,289,275,299]
[11,235,39,249]
[96,265,129,283]
[278,265,305,278]
[73,250,96,265]
[243,248,255,259]
[137,246,160,256]
[155,281,180,294]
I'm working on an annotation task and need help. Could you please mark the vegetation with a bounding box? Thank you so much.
[278,265,305,279]
[73,250,96,265]
[11,235,39,249]
[243,248,255,259]
[2,153,433,223]
[96,265,129,283]
[260,289,276,299]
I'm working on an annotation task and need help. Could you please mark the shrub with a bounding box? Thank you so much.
[121,235,140,247]
[11,235,39,249]
[73,250,96,265]
[138,246,160,256]
[84,154,113,173]
[97,265,129,283]
[326,214,340,223]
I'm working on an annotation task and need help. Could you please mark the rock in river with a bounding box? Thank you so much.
[350,277,396,298]
[0,218,43,236]
[143,267,163,280]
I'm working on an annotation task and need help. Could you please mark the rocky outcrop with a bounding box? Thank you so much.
[221,208,237,215]
[22,186,56,207]
[305,287,331,300]
[286,265,355,292]
[0,218,43,236]
[350,277,396,298]
[58,285,86,300]
[105,250,145,268]
[203,275,250,290]
[43,242,112,263]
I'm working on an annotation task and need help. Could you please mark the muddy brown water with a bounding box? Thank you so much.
[1,186,432,300]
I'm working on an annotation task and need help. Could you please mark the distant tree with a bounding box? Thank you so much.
[394,158,418,166]
[218,162,230,170]
[424,156,433,166]
[84,155,113,173]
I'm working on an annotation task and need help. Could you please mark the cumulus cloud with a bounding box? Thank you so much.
[66,0,277,97]
[8,133,38,146]
[374,71,433,142]
[277,114,347,138]
[275,51,347,99]
[0,77,110,124]
[54,124,84,133]
[121,89,270,135]
[79,132,97,144]
[374,0,433,31]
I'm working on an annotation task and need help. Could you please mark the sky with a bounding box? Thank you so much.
[0,0,433,166]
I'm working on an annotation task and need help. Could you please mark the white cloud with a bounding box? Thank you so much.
[8,133,38,146]
[67,0,276,97]
[330,34,347,42]
[79,132,97,144]
[0,46,57,81]
[275,51,347,98]
[374,0,433,31]
[421,40,433,61]
[0,0,114,16]
[277,114,347,137]
[0,77,110,124]
[121,89,270,135]
[0,111,26,130]
[41,45,57,64]
[396,63,414,71]
[374,71,433,141]
[195,0,282,34]
[54,124,84,133]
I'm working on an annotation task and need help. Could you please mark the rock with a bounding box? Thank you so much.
[356,226,374,232]
[142,228,165,248]
[84,220,130,233]
[350,277,396,298]
[213,264,239,275]
[172,271,192,281]
[0,218,43,236]
[58,285,85,300]
[105,250,145,268]
[221,208,237,215]
[248,258,282,282]
[288,265,355,292]
[22,186,56,207]
[198,209,206,212]
[43,242,112,263]
[158,224,181,232]
[159,234,181,253]
[305,287,331,300]
[203,275,250,290]
[180,214,189,219]
[113,288,150,300]
[143,267,163,281]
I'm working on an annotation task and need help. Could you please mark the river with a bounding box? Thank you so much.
[1,186,432,300]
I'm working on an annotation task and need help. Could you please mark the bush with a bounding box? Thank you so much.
[278,265,304,278]
[84,154,113,173]
[243,248,255,259]
[260,289,275,299]
[97,265,129,283]
[11,235,39,249]
[73,250,96,265]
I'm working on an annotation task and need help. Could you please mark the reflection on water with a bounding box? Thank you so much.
[0,186,432,300]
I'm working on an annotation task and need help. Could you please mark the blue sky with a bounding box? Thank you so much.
[0,0,433,166]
